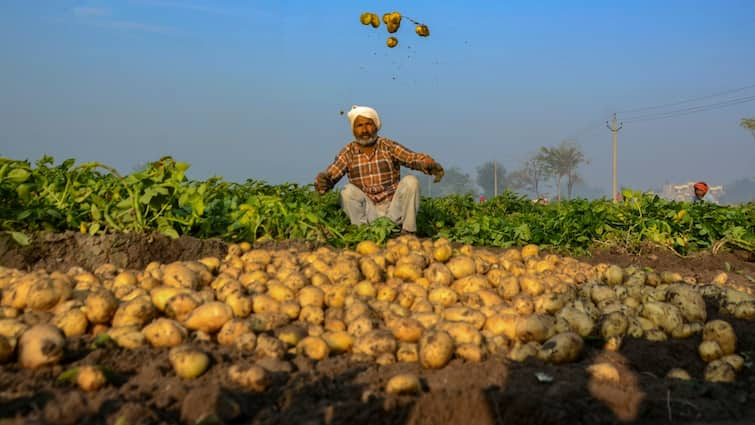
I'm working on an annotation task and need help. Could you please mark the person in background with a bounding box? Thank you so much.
[692,181,718,203]
[314,105,445,235]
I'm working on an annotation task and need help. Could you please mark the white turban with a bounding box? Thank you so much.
[347,105,381,131]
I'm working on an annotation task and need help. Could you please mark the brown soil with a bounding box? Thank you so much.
[1,232,754,425]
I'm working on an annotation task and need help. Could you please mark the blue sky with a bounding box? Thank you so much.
[1,0,754,196]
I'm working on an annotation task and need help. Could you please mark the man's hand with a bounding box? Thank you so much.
[424,162,445,183]
[314,172,333,194]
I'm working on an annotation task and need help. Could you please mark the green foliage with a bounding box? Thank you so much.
[1,156,752,254]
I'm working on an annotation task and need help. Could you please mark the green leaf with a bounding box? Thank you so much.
[7,231,30,246]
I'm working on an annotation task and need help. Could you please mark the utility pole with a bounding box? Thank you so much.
[606,114,623,202]
[493,161,498,197]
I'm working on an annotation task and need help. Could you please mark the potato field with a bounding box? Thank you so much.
[1,156,754,425]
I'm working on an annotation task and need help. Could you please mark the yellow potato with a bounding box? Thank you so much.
[666,368,691,380]
[150,286,190,312]
[162,263,200,289]
[396,342,419,363]
[228,364,269,392]
[419,330,454,369]
[77,365,107,392]
[143,318,187,348]
[704,359,736,383]
[253,294,281,315]
[165,292,203,322]
[385,373,421,395]
[443,307,486,330]
[721,354,745,372]
[225,293,253,318]
[322,331,354,353]
[184,302,233,333]
[428,287,458,307]
[111,296,155,328]
[698,340,723,362]
[515,314,553,343]
[84,290,119,324]
[537,332,583,364]
[255,334,286,359]
[702,320,736,355]
[508,341,540,362]
[354,329,398,357]
[359,257,384,283]
[356,240,381,256]
[52,309,88,337]
[169,345,209,379]
[296,336,330,360]
[18,324,65,369]
[446,256,476,279]
[386,316,424,343]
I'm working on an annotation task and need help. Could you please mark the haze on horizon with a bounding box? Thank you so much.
[1,0,754,198]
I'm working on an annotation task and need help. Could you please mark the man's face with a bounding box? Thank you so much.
[352,116,378,144]
[695,188,706,198]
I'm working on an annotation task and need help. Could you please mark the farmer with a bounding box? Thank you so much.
[314,105,445,235]
[692,181,717,203]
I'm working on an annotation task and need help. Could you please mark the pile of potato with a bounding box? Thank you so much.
[1,235,753,391]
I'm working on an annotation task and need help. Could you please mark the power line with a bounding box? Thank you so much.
[616,83,755,114]
[623,95,755,123]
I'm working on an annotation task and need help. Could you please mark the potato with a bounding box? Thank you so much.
[515,314,553,343]
[354,330,397,357]
[446,256,476,279]
[702,320,736,355]
[538,332,583,364]
[18,324,65,369]
[451,275,489,295]
[556,307,594,337]
[52,309,88,337]
[587,362,621,383]
[604,265,624,286]
[273,324,305,347]
[428,287,458,307]
[455,343,484,362]
[142,318,187,348]
[670,322,702,339]
[385,373,422,395]
[386,316,424,343]
[534,293,566,315]
[698,340,723,362]
[419,330,454,369]
[296,336,330,360]
[644,329,668,342]
[359,257,384,283]
[601,311,629,338]
[169,345,210,379]
[108,326,145,349]
[299,306,325,325]
[77,365,107,392]
[26,279,63,311]
[112,296,155,328]
[640,302,683,334]
[721,354,744,372]
[84,290,119,324]
[228,364,269,392]
[255,334,286,359]
[438,321,482,346]
[162,263,200,289]
[483,314,518,339]
[321,331,353,354]
[184,302,233,333]
[666,368,691,380]
[666,284,707,322]
[733,301,755,320]
[704,359,736,383]
[508,341,540,362]
[521,244,539,259]
[443,307,486,330]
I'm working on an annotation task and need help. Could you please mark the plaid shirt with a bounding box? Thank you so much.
[325,137,433,204]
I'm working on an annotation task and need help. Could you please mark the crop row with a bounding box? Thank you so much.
[1,156,753,254]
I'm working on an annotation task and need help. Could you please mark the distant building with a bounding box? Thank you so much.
[661,182,724,202]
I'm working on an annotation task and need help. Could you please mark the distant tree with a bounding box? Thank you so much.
[719,177,755,205]
[475,161,506,199]
[508,156,549,197]
[741,117,755,140]
[537,140,588,200]
[432,166,478,197]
